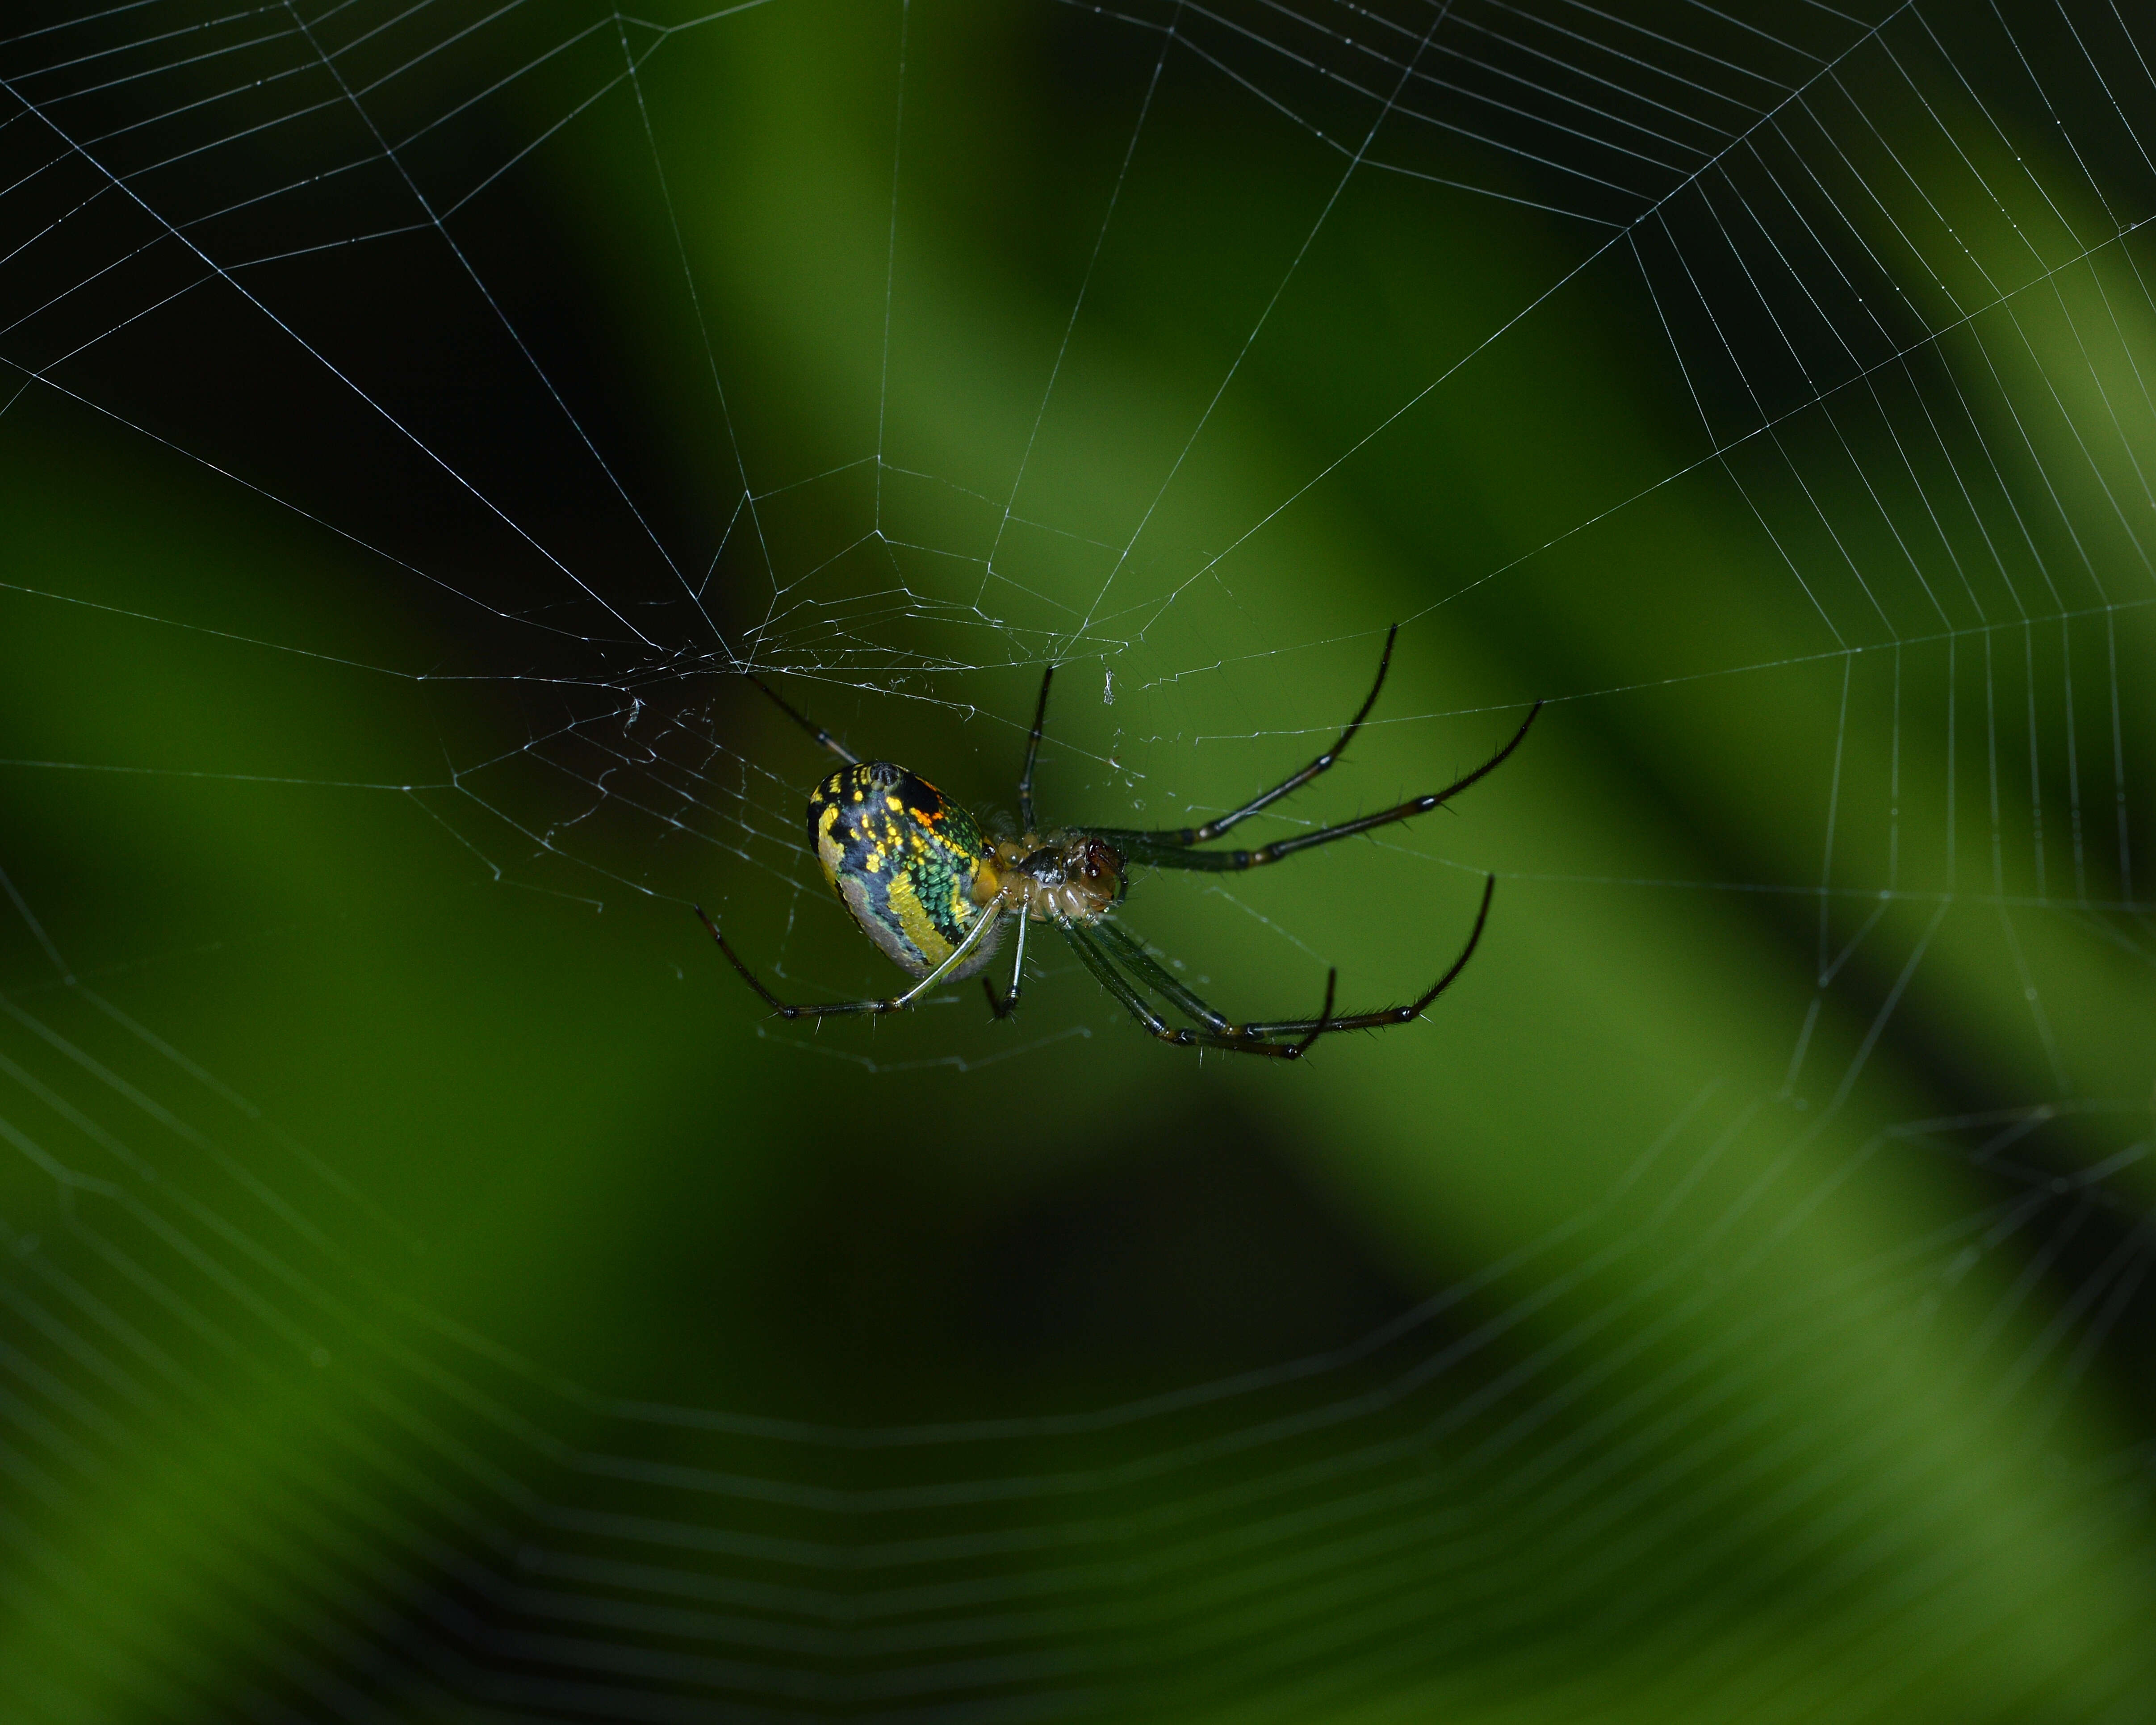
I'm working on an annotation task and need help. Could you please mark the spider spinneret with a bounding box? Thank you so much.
[696,628,1541,1059]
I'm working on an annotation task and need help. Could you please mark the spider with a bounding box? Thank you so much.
[696,628,1541,1059]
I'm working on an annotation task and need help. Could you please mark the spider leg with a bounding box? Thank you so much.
[1062,923,1337,1059]
[744,673,861,766]
[1017,665,1053,834]
[1239,874,1495,1037]
[1089,919,1232,1033]
[983,909,1029,1021]
[1097,703,1541,872]
[1087,624,1399,852]
[695,903,1002,1019]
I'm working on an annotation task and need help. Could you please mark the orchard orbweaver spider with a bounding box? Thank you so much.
[697,628,1541,1059]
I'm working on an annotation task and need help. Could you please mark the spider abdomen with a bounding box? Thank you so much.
[807,762,1003,980]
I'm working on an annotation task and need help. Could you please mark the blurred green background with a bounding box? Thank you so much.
[2,0,2154,1719]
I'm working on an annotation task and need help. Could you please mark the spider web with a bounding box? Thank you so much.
[1,0,2154,1719]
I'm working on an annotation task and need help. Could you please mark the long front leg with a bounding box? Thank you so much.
[1089,920,1232,1033]
[1062,924,1337,1059]
[1236,874,1495,1035]
[1088,625,1400,852]
[1098,703,1541,871]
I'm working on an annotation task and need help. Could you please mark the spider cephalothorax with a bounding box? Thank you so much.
[988,834,1127,923]
[698,628,1540,1059]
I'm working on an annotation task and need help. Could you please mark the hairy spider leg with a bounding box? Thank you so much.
[1088,920,1235,1034]
[1063,921,1338,1058]
[1080,875,1494,1048]
[746,673,860,765]
[1096,703,1541,872]
[1121,623,1402,851]
[694,899,1005,1020]
[1017,664,1054,835]
[1237,872,1495,1036]
[983,908,1028,1021]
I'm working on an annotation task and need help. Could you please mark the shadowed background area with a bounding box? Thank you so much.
[2,0,2155,1720]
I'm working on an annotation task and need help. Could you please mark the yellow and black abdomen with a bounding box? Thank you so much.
[806,762,1003,980]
